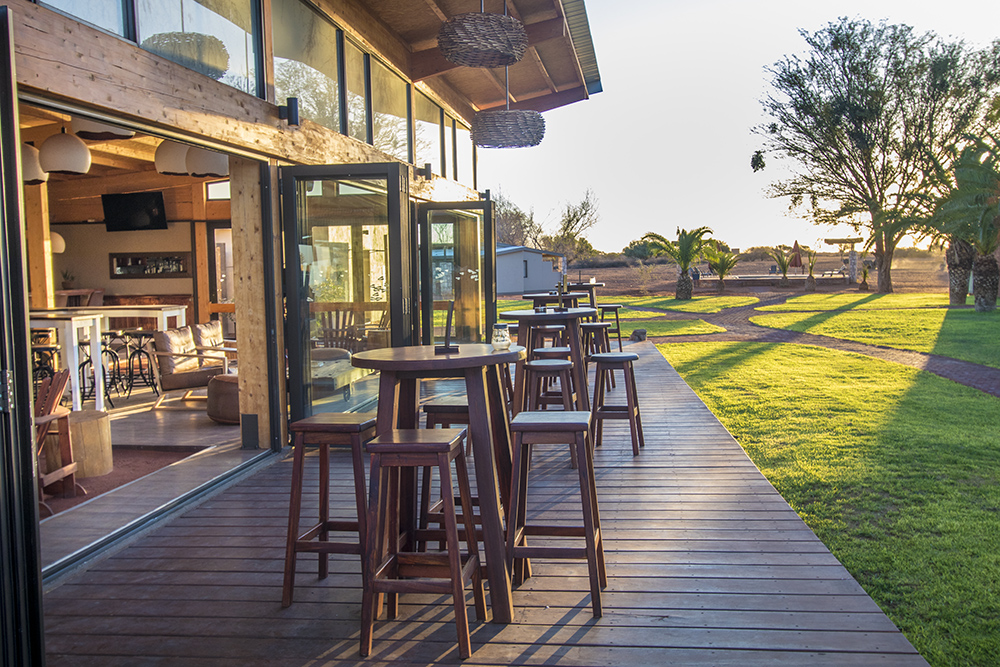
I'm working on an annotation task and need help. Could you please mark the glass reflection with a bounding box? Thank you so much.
[456,121,475,187]
[298,178,390,413]
[427,209,484,343]
[370,59,409,162]
[414,93,442,176]
[272,0,340,131]
[137,0,258,94]
[41,0,124,34]
[345,41,367,143]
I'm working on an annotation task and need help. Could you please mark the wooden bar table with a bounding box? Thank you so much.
[351,343,526,623]
[29,311,105,411]
[499,307,596,415]
[568,281,605,315]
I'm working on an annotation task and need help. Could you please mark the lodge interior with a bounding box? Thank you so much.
[22,102,273,574]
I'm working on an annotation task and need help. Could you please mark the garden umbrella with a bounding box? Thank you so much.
[789,240,803,273]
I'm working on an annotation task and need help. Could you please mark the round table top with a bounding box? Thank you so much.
[351,343,526,371]
[499,307,597,322]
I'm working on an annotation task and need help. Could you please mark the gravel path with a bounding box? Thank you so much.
[644,291,1000,399]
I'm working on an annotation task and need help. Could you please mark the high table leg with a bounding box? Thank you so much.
[465,365,514,623]
[511,323,531,416]
[565,319,591,412]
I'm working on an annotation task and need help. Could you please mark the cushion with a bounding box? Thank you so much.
[153,327,198,375]
[193,320,226,367]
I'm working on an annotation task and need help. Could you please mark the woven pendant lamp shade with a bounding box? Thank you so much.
[438,13,527,68]
[472,109,545,148]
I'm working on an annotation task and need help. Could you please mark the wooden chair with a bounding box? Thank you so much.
[316,310,364,353]
[34,370,84,516]
[150,326,228,410]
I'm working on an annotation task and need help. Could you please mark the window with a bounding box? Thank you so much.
[524,259,529,278]
[444,115,455,180]
[206,180,231,200]
[369,59,409,162]
[136,0,258,95]
[414,93,443,176]
[40,0,124,34]
[272,0,340,132]
[456,120,475,187]
[344,41,367,143]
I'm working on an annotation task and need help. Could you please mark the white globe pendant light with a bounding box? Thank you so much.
[21,143,48,185]
[39,129,92,175]
[72,117,135,140]
[50,231,66,254]
[186,146,229,177]
[154,140,189,175]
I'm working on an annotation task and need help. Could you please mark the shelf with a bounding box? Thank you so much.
[110,252,192,279]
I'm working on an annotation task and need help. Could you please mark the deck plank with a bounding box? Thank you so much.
[43,342,928,665]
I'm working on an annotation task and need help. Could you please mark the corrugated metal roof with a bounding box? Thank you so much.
[562,0,602,94]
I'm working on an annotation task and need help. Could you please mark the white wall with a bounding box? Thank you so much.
[497,250,562,295]
[52,221,194,295]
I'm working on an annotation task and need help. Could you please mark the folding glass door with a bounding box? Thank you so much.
[417,199,494,345]
[281,163,414,420]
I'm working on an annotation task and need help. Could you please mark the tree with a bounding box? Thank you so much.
[623,238,656,260]
[752,18,1000,293]
[541,189,600,265]
[493,191,542,248]
[704,245,740,292]
[643,227,713,299]
[932,135,1000,311]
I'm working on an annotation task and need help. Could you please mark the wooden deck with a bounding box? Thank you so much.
[42,342,928,665]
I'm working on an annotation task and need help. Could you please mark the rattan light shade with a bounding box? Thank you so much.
[472,109,545,148]
[438,13,527,68]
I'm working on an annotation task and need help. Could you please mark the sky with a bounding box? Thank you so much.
[477,0,999,254]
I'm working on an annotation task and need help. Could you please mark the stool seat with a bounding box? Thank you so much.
[289,411,377,434]
[367,428,465,453]
[532,346,570,358]
[511,410,591,432]
[524,358,572,371]
[581,321,612,329]
[599,304,623,310]
[590,352,639,364]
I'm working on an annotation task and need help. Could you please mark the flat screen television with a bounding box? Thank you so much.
[101,191,168,232]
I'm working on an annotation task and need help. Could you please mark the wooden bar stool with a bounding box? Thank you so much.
[506,411,606,616]
[590,352,644,456]
[361,428,486,659]
[524,359,575,412]
[581,321,615,390]
[282,412,377,607]
[599,304,624,351]
[530,324,565,353]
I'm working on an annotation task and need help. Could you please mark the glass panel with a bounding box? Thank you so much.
[272,0,340,132]
[444,116,455,180]
[137,0,258,94]
[344,41,367,143]
[297,178,390,413]
[456,120,474,187]
[210,227,237,338]
[427,209,484,344]
[370,59,409,162]
[414,93,442,176]
[41,0,124,34]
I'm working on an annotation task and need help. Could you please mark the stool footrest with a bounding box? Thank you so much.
[513,545,589,560]
[294,539,362,555]
[523,524,589,538]
[594,405,636,418]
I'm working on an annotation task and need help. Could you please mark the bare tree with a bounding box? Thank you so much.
[493,191,542,248]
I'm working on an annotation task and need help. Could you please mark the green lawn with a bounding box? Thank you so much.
[756,292,964,311]
[658,341,1000,667]
[610,295,759,313]
[622,319,724,336]
[497,299,532,312]
[750,308,1000,369]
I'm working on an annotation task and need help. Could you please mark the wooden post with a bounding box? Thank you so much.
[24,182,54,309]
[191,183,211,323]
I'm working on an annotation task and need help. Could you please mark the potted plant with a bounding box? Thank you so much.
[60,269,75,290]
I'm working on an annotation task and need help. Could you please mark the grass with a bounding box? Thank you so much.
[658,341,1000,666]
[620,319,724,336]
[756,292,964,312]
[750,308,1000,369]
[609,295,758,313]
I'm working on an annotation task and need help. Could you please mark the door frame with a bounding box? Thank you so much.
[0,6,45,664]
[416,194,495,345]
[280,162,413,420]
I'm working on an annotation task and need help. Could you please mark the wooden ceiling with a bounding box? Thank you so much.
[362,0,600,114]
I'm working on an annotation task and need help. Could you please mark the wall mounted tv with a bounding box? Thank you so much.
[101,191,168,232]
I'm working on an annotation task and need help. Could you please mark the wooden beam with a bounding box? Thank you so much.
[191,183,211,324]
[24,183,54,309]
[527,47,557,94]
[410,17,566,82]
[480,85,588,113]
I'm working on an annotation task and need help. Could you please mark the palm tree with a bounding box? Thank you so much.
[704,245,739,292]
[642,227,713,299]
[805,250,818,291]
[933,134,1000,312]
[768,247,792,287]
